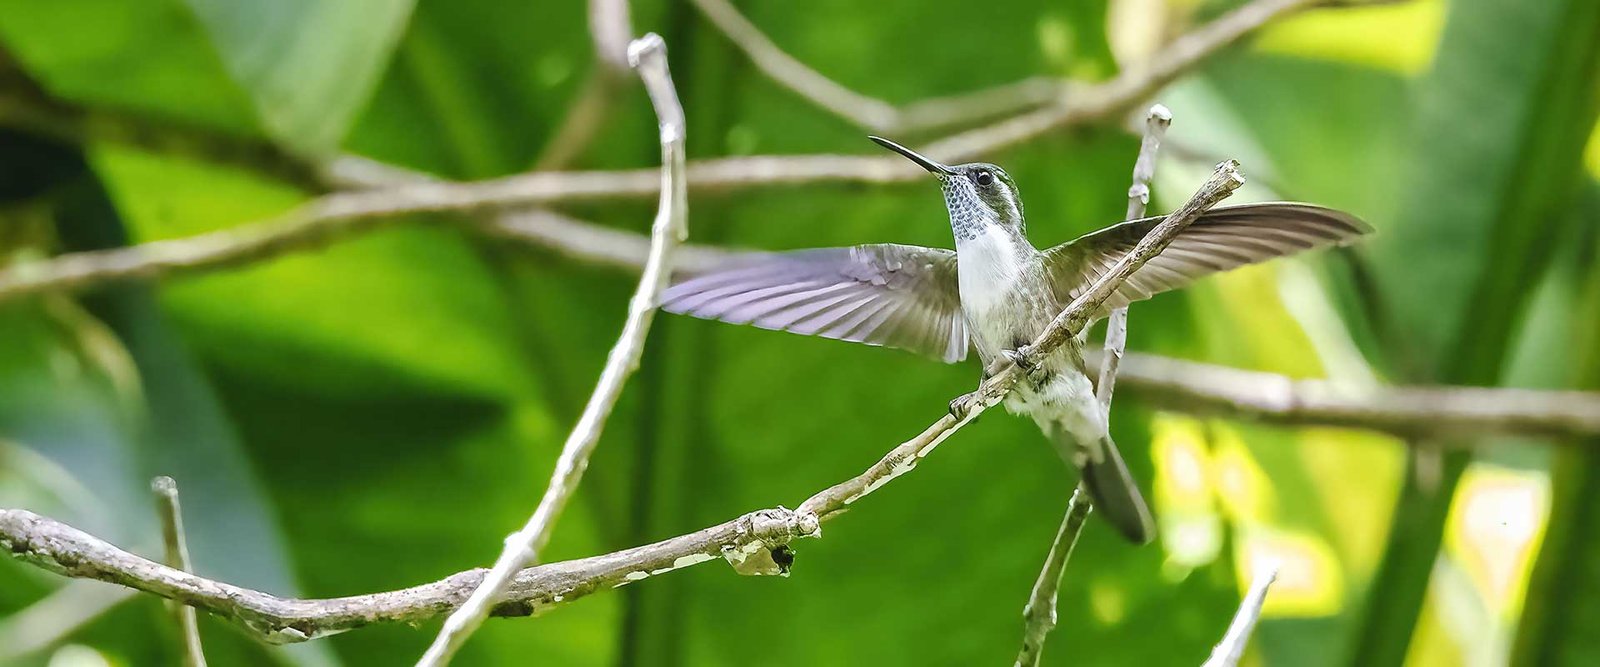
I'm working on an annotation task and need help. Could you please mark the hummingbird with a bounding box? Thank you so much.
[661,137,1370,543]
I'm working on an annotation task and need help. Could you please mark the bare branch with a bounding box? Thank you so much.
[690,0,1053,134]
[690,0,1312,136]
[479,210,735,273]
[1110,352,1600,440]
[1017,102,1175,667]
[531,0,637,170]
[916,0,1315,164]
[417,33,689,666]
[896,78,1062,135]
[0,507,816,644]
[1041,162,1245,351]
[1014,488,1092,667]
[1098,103,1172,413]
[690,0,900,131]
[319,154,443,190]
[588,0,635,74]
[533,72,627,171]
[1202,566,1279,667]
[152,477,207,667]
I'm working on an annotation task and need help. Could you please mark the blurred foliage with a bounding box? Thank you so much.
[0,1,1596,666]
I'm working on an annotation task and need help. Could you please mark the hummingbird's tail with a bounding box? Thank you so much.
[1080,434,1156,545]
[1041,423,1155,544]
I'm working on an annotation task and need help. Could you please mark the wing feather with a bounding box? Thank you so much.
[662,244,968,362]
[1045,202,1371,313]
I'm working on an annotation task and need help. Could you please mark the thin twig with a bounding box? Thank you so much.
[1098,103,1171,413]
[1202,566,1280,667]
[0,0,1307,305]
[533,72,626,171]
[152,477,206,667]
[587,0,635,74]
[915,0,1315,164]
[690,0,1310,136]
[480,210,735,273]
[0,155,1245,650]
[417,33,689,667]
[1016,103,1175,667]
[531,0,636,170]
[690,0,900,131]
[691,0,1057,134]
[1014,488,1092,667]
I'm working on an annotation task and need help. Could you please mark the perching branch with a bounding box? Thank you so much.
[0,507,817,644]
[1015,103,1174,667]
[416,33,689,667]
[1015,489,1093,667]
[1202,566,1279,667]
[152,477,206,667]
[0,153,1246,650]
[0,0,1305,305]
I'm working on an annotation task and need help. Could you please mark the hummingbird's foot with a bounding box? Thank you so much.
[949,391,983,420]
[1002,347,1050,386]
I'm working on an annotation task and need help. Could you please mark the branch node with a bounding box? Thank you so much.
[626,33,665,67]
[722,507,818,577]
[1127,183,1150,205]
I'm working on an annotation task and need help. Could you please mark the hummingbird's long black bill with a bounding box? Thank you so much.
[869,136,955,175]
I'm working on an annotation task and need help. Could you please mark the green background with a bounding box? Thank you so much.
[1,0,1597,665]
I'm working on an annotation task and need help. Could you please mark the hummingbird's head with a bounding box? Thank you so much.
[869,136,1024,242]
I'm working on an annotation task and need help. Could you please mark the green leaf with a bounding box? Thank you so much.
[0,0,260,133]
[183,0,415,154]
[1351,0,1600,664]
[1509,186,1600,667]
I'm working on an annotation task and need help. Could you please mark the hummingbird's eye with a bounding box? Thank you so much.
[975,171,994,186]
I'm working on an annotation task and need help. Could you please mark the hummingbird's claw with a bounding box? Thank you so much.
[949,392,982,420]
[1002,348,1050,386]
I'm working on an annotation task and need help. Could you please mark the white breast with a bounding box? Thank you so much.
[956,224,1028,316]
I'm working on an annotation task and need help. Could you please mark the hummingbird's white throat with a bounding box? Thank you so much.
[944,175,1034,319]
[955,220,1033,319]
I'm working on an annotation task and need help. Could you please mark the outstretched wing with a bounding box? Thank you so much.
[1044,202,1371,313]
[661,244,968,362]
